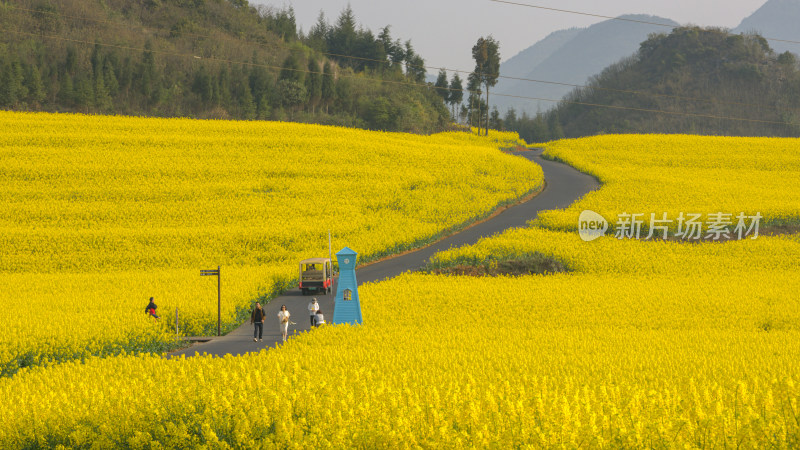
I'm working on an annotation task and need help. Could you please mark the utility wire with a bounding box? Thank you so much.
[6,3,796,114]
[2,26,794,128]
[493,92,795,125]
[490,0,800,46]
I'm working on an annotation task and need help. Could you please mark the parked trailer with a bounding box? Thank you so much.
[299,258,333,295]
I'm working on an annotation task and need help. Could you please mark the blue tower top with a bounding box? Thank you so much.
[332,246,362,325]
[336,246,358,270]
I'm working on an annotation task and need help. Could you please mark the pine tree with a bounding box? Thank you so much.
[471,36,500,135]
[378,26,401,74]
[0,57,26,106]
[104,59,119,97]
[321,61,334,114]
[64,46,78,76]
[139,42,158,103]
[217,65,231,108]
[448,73,463,122]
[74,72,94,112]
[91,44,103,80]
[307,11,328,53]
[239,79,255,119]
[279,52,303,83]
[192,66,213,103]
[305,59,322,114]
[94,69,112,111]
[278,79,307,120]
[248,58,272,119]
[329,5,357,66]
[548,112,564,139]
[466,71,483,130]
[25,64,46,105]
[489,107,502,130]
[58,72,74,105]
[434,69,449,101]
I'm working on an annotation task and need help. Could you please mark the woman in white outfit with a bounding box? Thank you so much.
[277,305,291,342]
[308,298,319,326]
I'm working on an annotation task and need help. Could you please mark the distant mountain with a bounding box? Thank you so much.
[493,15,678,116]
[498,28,582,82]
[535,27,800,139]
[733,0,800,55]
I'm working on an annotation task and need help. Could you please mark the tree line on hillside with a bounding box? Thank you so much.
[500,27,800,141]
[8,3,795,140]
[0,0,449,133]
[429,36,502,136]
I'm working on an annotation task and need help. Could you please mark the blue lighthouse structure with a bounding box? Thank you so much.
[332,246,362,325]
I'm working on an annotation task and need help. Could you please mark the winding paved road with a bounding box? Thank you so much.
[170,149,599,358]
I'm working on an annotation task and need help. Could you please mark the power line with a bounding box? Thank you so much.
[492,92,795,126]
[2,26,794,128]
[6,3,796,114]
[489,0,800,46]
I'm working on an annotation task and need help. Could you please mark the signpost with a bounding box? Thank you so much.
[200,266,221,336]
[328,230,334,297]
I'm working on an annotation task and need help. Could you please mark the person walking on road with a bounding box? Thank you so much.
[308,298,319,325]
[314,309,325,327]
[251,302,265,342]
[145,297,159,320]
[277,305,291,342]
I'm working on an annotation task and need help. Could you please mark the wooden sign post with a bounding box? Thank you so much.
[200,266,221,336]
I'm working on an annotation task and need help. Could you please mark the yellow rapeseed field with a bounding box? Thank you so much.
[1,247,798,447]
[539,134,800,232]
[0,111,541,375]
[2,129,799,447]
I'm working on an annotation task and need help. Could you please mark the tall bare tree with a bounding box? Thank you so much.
[471,36,500,136]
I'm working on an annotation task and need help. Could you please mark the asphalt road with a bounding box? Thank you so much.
[169,149,599,358]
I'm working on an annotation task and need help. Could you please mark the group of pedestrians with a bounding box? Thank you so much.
[250,298,325,343]
[307,298,326,327]
[145,295,326,344]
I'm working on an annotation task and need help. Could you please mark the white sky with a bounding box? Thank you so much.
[253,0,767,72]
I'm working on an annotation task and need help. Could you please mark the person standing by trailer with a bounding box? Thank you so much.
[308,298,319,325]
[251,302,265,342]
[145,297,159,320]
[277,305,291,342]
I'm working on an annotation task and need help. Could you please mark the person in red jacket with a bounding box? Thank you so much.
[145,297,159,320]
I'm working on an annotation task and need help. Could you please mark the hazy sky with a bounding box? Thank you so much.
[253,0,768,73]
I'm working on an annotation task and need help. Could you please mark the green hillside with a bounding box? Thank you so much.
[504,27,800,140]
[0,0,449,132]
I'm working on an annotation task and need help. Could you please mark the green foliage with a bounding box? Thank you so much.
[448,73,463,112]
[321,61,334,112]
[24,64,45,105]
[471,36,500,136]
[277,78,307,119]
[305,59,322,113]
[365,96,396,130]
[427,251,570,276]
[778,51,797,66]
[262,5,296,42]
[489,107,502,131]
[554,27,800,138]
[0,0,448,133]
[505,26,800,140]
[0,54,25,105]
[279,52,303,83]
[434,68,449,101]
